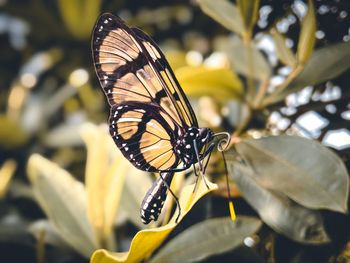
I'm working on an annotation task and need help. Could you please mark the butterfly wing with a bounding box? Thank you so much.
[92,13,197,128]
[92,13,198,172]
[130,27,198,128]
[109,103,179,172]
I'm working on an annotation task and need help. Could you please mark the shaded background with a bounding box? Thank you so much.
[0,0,349,262]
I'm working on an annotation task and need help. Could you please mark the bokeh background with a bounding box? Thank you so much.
[0,1,350,263]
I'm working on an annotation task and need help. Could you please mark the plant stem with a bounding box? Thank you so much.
[242,32,256,107]
[252,78,269,109]
[231,106,252,144]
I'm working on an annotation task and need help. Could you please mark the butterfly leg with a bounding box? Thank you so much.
[192,142,215,193]
[192,164,200,193]
[159,172,181,223]
[193,139,210,189]
[202,143,215,174]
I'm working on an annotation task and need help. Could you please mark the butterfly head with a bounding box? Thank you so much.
[176,127,214,167]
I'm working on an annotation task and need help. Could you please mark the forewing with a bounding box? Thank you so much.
[92,13,191,128]
[132,28,198,127]
[131,27,198,127]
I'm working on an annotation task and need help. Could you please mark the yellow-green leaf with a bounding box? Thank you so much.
[198,0,244,35]
[0,115,28,148]
[103,159,127,237]
[297,0,316,65]
[0,159,16,198]
[27,154,97,258]
[165,50,187,71]
[81,124,109,240]
[90,178,218,263]
[80,123,127,247]
[237,0,260,33]
[271,29,297,67]
[175,66,243,101]
[58,0,101,39]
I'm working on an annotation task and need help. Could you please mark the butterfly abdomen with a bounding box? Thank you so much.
[140,172,174,224]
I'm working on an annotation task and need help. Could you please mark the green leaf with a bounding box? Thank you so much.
[27,154,97,258]
[175,66,243,101]
[90,178,218,263]
[237,0,260,33]
[149,216,262,263]
[198,0,244,35]
[235,136,349,213]
[226,151,330,244]
[271,29,296,67]
[297,0,316,65]
[219,36,271,81]
[263,41,350,105]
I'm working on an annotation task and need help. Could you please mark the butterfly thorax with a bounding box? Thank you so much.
[174,127,214,168]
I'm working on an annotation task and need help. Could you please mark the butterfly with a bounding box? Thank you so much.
[92,13,230,224]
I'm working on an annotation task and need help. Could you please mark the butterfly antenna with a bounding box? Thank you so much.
[215,132,236,221]
[222,150,236,221]
[159,172,181,223]
[213,132,231,151]
[203,143,215,174]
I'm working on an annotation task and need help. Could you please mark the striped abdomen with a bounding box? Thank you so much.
[140,172,174,224]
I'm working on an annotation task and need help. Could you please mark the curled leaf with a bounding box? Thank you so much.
[90,178,218,263]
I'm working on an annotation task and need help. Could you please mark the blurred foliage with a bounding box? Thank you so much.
[0,0,350,263]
